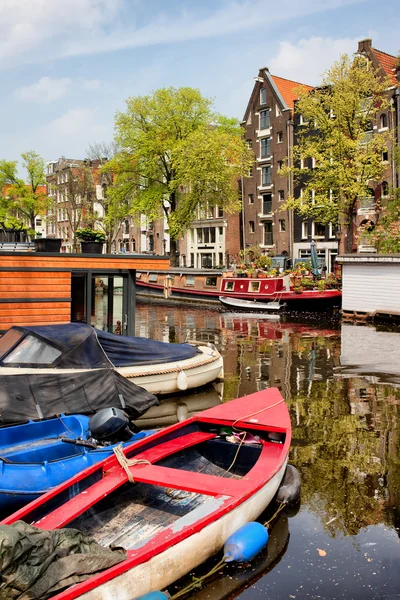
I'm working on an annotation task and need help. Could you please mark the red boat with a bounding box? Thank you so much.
[136,269,341,308]
[3,388,291,600]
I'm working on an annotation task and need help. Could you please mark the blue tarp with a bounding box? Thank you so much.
[96,329,200,367]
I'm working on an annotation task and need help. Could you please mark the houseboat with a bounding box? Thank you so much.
[136,269,341,309]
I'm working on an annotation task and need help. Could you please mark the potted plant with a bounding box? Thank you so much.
[76,228,105,254]
[293,285,304,294]
[34,236,62,253]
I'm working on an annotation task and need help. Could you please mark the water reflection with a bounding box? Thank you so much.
[134,305,400,599]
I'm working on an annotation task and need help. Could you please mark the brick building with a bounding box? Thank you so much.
[241,69,313,259]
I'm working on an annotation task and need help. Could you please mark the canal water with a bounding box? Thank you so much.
[134,303,400,600]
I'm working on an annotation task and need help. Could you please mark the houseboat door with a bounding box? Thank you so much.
[71,274,130,336]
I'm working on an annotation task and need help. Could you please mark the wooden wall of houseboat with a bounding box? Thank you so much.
[0,253,169,331]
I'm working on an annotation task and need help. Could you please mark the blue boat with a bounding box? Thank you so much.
[0,410,155,513]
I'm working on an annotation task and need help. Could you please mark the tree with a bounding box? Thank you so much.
[85,142,129,253]
[63,164,97,253]
[108,87,253,265]
[0,151,48,234]
[284,55,391,253]
[365,188,400,252]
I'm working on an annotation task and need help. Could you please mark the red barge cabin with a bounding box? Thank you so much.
[136,269,341,309]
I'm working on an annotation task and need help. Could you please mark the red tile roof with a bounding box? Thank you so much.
[271,75,313,110]
[373,48,398,86]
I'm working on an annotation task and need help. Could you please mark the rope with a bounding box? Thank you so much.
[113,444,151,483]
[169,558,226,599]
[231,398,285,432]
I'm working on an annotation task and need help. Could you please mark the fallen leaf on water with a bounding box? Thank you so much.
[317,548,327,557]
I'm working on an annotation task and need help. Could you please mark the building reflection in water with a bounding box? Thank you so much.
[135,304,400,544]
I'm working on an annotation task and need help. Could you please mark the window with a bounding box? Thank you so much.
[219,252,223,265]
[185,275,195,286]
[381,181,389,197]
[260,110,270,130]
[247,139,252,148]
[197,229,203,243]
[277,131,283,143]
[219,226,223,236]
[260,87,267,105]
[310,157,316,169]
[124,219,129,234]
[2,335,61,365]
[190,253,194,267]
[249,221,255,233]
[279,219,286,232]
[277,160,283,171]
[197,227,216,244]
[247,112,252,125]
[300,159,305,169]
[380,114,387,129]
[218,206,223,217]
[205,276,217,287]
[278,190,284,202]
[249,281,260,292]
[248,167,253,177]
[301,221,308,239]
[248,193,254,204]
[262,194,272,214]
[261,166,272,186]
[313,222,325,238]
[225,281,234,291]
[382,150,389,162]
[263,222,273,245]
[299,114,304,125]
[260,137,271,158]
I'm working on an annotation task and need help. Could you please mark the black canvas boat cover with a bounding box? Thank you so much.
[0,324,111,369]
[96,329,200,367]
[0,323,200,369]
[0,369,158,426]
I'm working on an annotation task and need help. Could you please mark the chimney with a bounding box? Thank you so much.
[358,39,372,54]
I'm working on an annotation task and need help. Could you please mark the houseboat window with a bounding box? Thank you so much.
[225,281,234,291]
[205,276,217,287]
[185,275,195,286]
[149,273,158,282]
[3,335,61,365]
[249,281,260,292]
[136,272,142,279]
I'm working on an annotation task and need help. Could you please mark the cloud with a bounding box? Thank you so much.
[268,36,361,85]
[0,0,366,68]
[81,79,101,90]
[14,77,102,103]
[47,108,109,138]
[14,77,72,103]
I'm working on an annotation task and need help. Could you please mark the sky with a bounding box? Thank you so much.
[0,0,399,176]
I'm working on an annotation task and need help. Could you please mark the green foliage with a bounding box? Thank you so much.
[75,227,106,243]
[0,151,48,231]
[283,54,391,251]
[365,189,400,252]
[255,254,272,270]
[108,87,253,263]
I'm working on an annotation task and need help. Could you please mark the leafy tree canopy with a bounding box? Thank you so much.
[283,54,391,252]
[0,151,48,231]
[107,87,253,263]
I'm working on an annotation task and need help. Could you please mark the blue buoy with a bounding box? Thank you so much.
[223,521,269,563]
[132,592,169,600]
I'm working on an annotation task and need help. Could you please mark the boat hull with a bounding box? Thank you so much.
[80,460,287,600]
[117,345,224,394]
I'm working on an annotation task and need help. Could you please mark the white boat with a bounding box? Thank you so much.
[2,388,291,600]
[0,324,224,415]
[219,296,281,316]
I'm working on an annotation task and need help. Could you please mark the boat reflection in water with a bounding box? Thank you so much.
[171,513,290,600]
[134,383,223,428]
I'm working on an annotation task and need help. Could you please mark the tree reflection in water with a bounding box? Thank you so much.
[135,304,400,598]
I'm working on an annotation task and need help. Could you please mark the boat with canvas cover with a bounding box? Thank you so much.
[0,323,224,396]
[0,410,156,513]
[2,387,291,600]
